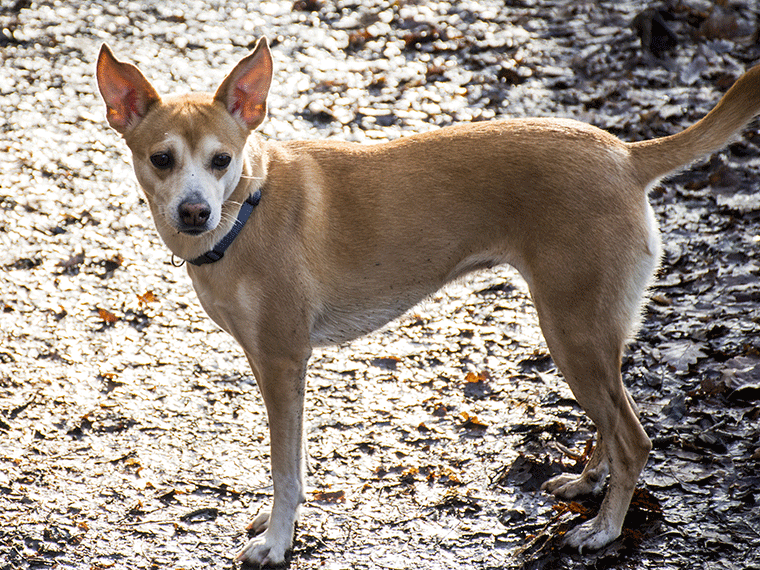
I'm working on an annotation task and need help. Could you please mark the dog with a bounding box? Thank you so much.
[96,38,760,565]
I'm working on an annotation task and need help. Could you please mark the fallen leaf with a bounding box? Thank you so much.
[460,411,488,430]
[464,371,492,399]
[659,341,707,373]
[400,466,419,484]
[137,290,156,307]
[97,308,119,324]
[312,489,346,503]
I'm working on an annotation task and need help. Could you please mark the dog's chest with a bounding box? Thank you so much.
[309,301,414,347]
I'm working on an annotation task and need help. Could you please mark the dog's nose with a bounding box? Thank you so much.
[178,199,211,229]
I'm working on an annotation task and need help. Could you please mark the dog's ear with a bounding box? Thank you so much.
[96,44,160,134]
[214,38,273,131]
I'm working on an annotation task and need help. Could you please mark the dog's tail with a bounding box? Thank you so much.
[629,63,760,185]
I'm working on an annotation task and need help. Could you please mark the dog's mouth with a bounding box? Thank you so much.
[178,227,207,236]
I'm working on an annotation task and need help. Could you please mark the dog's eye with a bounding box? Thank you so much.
[212,153,232,170]
[150,152,173,169]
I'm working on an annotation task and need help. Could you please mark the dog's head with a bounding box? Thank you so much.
[96,39,272,241]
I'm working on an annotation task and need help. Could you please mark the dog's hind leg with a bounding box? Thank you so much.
[524,239,655,551]
[536,302,651,550]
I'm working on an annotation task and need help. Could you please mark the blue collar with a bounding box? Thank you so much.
[188,189,261,266]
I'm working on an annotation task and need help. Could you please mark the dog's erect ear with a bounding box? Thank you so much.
[214,38,273,131]
[96,44,160,134]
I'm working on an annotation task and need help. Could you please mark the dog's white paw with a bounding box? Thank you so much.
[246,510,271,535]
[236,530,290,567]
[542,471,605,499]
[563,515,620,553]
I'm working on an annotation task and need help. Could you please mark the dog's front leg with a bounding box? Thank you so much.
[237,351,309,566]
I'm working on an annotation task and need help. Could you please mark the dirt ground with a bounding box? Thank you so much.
[1,1,759,569]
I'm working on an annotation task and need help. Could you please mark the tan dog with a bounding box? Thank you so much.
[96,38,760,565]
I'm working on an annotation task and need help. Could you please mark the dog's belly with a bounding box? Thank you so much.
[308,253,511,347]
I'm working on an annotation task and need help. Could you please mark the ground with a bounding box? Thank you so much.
[1,1,759,569]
